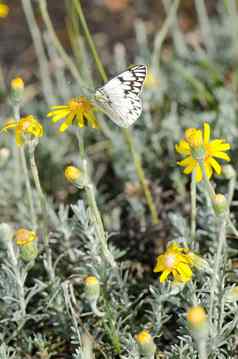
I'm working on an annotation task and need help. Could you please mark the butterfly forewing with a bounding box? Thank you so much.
[95,65,147,128]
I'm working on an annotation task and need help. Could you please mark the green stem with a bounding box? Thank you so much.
[13,105,37,229]
[38,0,87,89]
[19,148,37,229]
[28,141,54,280]
[74,0,159,225]
[199,160,216,200]
[76,130,116,267]
[197,340,208,359]
[208,216,226,325]
[124,128,159,224]
[73,0,108,83]
[191,170,197,248]
[21,0,55,105]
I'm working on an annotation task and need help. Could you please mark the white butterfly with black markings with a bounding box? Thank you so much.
[95,64,147,128]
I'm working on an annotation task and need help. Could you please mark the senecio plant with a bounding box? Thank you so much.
[1,0,238,358]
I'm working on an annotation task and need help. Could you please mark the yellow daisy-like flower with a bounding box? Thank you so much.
[0,115,43,146]
[154,243,193,283]
[47,96,99,132]
[0,3,9,18]
[176,123,230,182]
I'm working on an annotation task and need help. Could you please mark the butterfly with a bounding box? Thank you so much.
[95,65,147,128]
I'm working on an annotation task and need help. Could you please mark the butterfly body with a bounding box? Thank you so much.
[95,65,147,128]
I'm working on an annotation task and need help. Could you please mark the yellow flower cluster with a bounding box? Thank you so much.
[176,123,230,182]
[154,243,204,283]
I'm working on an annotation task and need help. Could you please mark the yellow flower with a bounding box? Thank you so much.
[0,115,43,145]
[15,228,37,246]
[11,77,24,91]
[176,123,230,182]
[154,243,193,283]
[47,97,99,132]
[64,166,81,183]
[0,3,9,18]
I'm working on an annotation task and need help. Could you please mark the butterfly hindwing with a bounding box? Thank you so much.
[95,65,147,128]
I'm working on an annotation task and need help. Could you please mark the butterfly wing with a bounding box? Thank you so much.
[95,65,147,128]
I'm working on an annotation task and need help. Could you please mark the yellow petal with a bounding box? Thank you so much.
[15,129,23,146]
[212,151,230,161]
[204,162,213,179]
[207,157,221,174]
[175,140,190,155]
[0,120,17,132]
[203,123,210,144]
[183,162,197,175]
[49,105,68,110]
[48,110,70,121]
[76,113,85,128]
[177,156,195,168]
[85,112,99,128]
[176,262,193,278]
[59,113,74,132]
[208,140,230,152]
[160,269,171,283]
[195,164,202,182]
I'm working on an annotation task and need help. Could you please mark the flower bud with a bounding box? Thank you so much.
[187,306,208,341]
[10,77,24,105]
[84,276,100,302]
[84,276,104,317]
[0,4,9,18]
[212,194,227,216]
[222,164,236,180]
[15,228,38,262]
[64,166,81,183]
[135,330,156,358]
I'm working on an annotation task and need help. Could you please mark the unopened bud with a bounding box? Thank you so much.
[187,306,208,341]
[64,166,81,183]
[0,4,9,18]
[222,164,236,180]
[10,77,24,104]
[84,276,104,317]
[212,194,227,215]
[135,330,156,358]
[84,276,100,302]
[15,228,38,262]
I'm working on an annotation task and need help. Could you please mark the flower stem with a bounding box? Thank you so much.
[21,0,56,105]
[190,170,197,248]
[197,340,208,359]
[28,141,54,280]
[13,105,37,229]
[208,216,226,325]
[5,227,26,318]
[76,130,116,267]
[38,0,87,89]
[199,160,216,200]
[74,0,159,225]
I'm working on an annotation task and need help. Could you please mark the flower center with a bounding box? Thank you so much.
[68,97,92,113]
[165,254,176,268]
